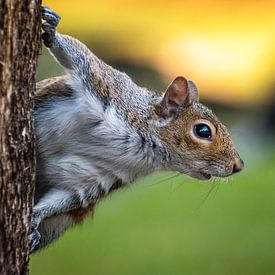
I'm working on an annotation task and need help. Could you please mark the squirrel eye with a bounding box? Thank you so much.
[193,123,212,140]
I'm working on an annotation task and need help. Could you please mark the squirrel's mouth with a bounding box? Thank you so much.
[190,171,212,180]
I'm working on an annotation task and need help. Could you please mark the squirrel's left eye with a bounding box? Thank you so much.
[194,123,212,140]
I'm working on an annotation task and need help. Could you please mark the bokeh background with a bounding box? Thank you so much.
[31,1,275,274]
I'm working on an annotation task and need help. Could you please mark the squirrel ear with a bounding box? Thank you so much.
[159,76,191,119]
[187,80,199,103]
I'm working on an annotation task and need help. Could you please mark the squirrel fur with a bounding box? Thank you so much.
[29,7,244,252]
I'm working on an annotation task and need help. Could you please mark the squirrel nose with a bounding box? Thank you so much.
[232,158,244,174]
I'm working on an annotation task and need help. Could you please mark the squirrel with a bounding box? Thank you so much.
[29,6,244,253]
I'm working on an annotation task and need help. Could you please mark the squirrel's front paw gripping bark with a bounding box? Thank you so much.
[28,212,42,253]
[41,6,61,47]
[29,227,41,253]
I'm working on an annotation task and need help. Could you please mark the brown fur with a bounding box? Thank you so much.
[156,102,238,177]
[35,75,72,103]
[70,203,96,224]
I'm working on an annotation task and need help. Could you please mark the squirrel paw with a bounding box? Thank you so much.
[28,211,42,253]
[28,227,41,254]
[30,210,42,229]
[41,6,61,47]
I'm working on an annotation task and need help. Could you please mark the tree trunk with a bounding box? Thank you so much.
[0,0,41,274]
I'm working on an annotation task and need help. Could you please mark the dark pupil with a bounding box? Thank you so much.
[194,124,211,139]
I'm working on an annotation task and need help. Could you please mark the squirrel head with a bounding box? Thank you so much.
[151,76,244,180]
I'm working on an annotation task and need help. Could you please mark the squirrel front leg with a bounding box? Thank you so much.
[41,7,112,102]
[29,188,82,253]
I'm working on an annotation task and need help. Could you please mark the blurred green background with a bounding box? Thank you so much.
[31,1,275,274]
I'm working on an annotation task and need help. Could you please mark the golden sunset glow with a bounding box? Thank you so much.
[43,0,275,105]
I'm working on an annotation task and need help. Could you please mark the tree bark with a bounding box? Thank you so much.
[0,0,41,274]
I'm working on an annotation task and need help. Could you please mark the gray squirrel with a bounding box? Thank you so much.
[29,6,244,253]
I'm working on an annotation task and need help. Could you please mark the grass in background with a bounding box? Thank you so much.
[30,155,275,275]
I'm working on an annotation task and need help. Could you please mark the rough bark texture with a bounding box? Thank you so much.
[0,0,41,274]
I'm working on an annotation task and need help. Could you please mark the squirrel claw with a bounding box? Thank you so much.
[28,227,41,254]
[42,22,55,33]
[41,6,61,47]
[42,6,61,27]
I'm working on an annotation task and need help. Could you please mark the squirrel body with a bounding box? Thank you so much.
[29,7,244,252]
